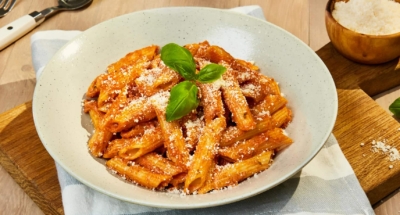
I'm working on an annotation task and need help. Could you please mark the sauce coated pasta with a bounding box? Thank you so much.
[83,41,293,194]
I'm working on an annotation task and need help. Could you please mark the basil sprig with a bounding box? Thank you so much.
[161,43,226,122]
[196,64,227,83]
[165,81,199,122]
[389,97,400,117]
[161,43,197,81]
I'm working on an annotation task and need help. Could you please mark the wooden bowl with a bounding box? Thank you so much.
[325,0,400,64]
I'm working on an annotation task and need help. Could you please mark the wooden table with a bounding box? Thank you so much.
[0,0,399,214]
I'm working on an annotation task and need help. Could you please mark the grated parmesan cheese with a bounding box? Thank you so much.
[332,0,400,35]
[212,77,226,90]
[240,83,259,95]
[150,91,170,110]
[370,139,400,162]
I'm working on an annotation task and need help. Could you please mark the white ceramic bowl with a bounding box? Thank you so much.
[33,7,338,209]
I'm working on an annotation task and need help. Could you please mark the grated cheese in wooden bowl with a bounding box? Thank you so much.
[332,0,400,35]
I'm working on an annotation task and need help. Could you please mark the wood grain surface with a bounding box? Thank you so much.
[0,103,62,215]
[0,0,399,214]
[317,43,400,204]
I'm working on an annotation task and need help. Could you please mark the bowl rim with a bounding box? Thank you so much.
[326,0,400,38]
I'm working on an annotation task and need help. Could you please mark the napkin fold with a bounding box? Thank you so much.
[30,5,374,215]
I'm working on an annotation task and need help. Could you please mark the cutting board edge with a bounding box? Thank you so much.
[0,146,63,215]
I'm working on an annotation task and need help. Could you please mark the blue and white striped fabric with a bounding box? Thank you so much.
[30,6,374,215]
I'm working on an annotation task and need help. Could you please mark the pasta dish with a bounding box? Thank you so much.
[83,41,293,194]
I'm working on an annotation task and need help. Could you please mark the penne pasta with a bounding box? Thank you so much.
[233,59,259,74]
[197,158,217,194]
[206,45,235,64]
[220,106,292,147]
[182,115,204,151]
[197,82,225,124]
[120,120,158,139]
[240,80,265,103]
[103,138,127,159]
[258,76,281,96]
[184,41,210,59]
[219,128,293,162]
[221,67,256,131]
[152,95,190,169]
[84,41,294,194]
[96,46,158,112]
[106,157,172,189]
[135,58,181,97]
[235,68,259,84]
[135,153,185,176]
[118,126,164,160]
[88,130,113,157]
[84,100,113,157]
[255,129,293,154]
[86,74,103,98]
[220,119,272,147]
[107,45,158,74]
[184,116,226,193]
[104,96,156,133]
[169,173,187,188]
[251,95,288,122]
[272,106,293,128]
[213,150,273,190]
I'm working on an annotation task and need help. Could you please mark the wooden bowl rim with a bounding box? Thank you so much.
[326,0,400,38]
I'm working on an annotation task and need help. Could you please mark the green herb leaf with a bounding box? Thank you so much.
[166,81,199,122]
[161,43,197,80]
[196,63,227,83]
[389,97,400,117]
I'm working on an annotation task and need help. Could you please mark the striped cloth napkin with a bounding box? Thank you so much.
[30,6,374,215]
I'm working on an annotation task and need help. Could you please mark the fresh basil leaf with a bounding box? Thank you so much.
[161,43,197,81]
[389,97,400,117]
[166,81,199,122]
[196,64,227,83]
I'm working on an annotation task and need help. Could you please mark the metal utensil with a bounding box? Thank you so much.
[0,0,92,50]
[0,0,16,18]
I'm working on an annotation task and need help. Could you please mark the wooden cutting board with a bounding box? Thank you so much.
[1,42,400,214]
